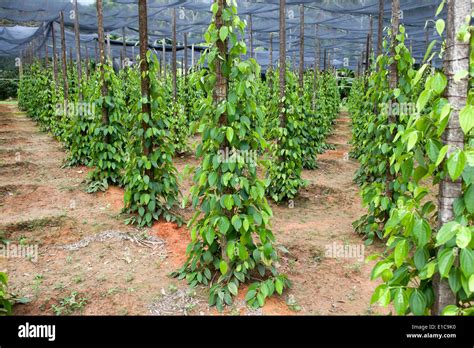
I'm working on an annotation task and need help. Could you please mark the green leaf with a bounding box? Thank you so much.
[438,247,455,278]
[407,132,418,152]
[435,19,445,36]
[456,226,471,248]
[226,127,234,143]
[205,228,215,245]
[218,216,231,234]
[447,149,467,181]
[460,248,474,277]
[208,172,218,186]
[219,260,228,275]
[435,145,449,166]
[436,221,459,246]
[409,289,427,315]
[393,288,408,315]
[394,239,409,267]
[413,219,431,247]
[231,215,242,230]
[441,305,459,316]
[275,278,283,295]
[219,26,229,42]
[469,274,474,292]
[228,282,238,296]
[459,105,474,134]
[416,89,431,113]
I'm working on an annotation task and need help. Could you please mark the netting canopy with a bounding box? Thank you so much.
[0,0,445,70]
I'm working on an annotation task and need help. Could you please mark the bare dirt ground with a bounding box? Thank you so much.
[0,102,387,315]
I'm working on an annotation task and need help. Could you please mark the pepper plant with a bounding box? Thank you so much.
[173,0,289,311]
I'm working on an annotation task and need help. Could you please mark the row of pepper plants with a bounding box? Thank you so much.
[349,1,473,315]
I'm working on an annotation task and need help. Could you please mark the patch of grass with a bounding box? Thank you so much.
[5,215,67,233]
[51,291,88,315]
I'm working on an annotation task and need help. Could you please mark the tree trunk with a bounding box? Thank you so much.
[433,0,471,315]
[138,0,151,164]
[214,0,230,264]
[279,0,286,127]
[385,0,399,205]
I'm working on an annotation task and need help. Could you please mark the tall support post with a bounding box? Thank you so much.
[44,39,48,67]
[138,0,151,174]
[269,32,273,72]
[368,14,373,66]
[298,4,304,94]
[106,33,111,64]
[59,11,69,111]
[183,32,188,78]
[85,43,89,80]
[365,33,370,73]
[376,0,384,59]
[215,0,230,262]
[97,0,109,139]
[191,43,195,70]
[51,22,58,89]
[162,39,166,79]
[172,7,177,102]
[279,0,286,126]
[73,0,82,101]
[323,48,327,71]
[248,14,253,58]
[433,0,471,315]
[317,25,321,71]
[122,26,127,68]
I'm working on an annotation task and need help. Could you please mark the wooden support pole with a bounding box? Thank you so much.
[279,0,286,126]
[138,0,151,169]
[377,0,384,58]
[248,14,253,58]
[73,0,82,100]
[106,33,111,64]
[433,0,471,315]
[85,43,89,80]
[122,26,127,67]
[183,32,188,77]
[59,11,69,109]
[323,48,327,71]
[172,7,177,102]
[44,38,48,67]
[97,0,109,135]
[51,22,58,88]
[298,4,304,93]
[269,32,273,72]
[162,39,166,79]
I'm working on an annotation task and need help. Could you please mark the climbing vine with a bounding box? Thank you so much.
[173,1,289,311]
